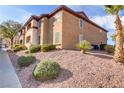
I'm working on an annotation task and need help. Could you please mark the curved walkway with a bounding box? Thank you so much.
[0,49,21,88]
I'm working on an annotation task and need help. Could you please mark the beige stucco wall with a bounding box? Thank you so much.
[40,17,49,45]
[25,28,38,48]
[31,19,38,27]
[48,11,63,48]
[31,29,39,44]
[83,22,107,45]
[21,10,107,50]
[62,10,107,49]
[19,35,25,45]
[62,10,84,49]
[47,17,54,44]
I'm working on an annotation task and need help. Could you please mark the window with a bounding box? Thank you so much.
[79,34,83,43]
[80,19,83,28]
[20,40,23,44]
[55,32,60,43]
[26,36,30,43]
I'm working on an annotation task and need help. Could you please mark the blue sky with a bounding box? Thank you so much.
[0,5,124,45]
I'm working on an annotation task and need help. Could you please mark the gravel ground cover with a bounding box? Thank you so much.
[8,50,124,88]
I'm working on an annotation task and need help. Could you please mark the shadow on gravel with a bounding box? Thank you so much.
[39,68,73,85]
[8,51,73,87]
[28,68,73,87]
[86,52,113,60]
[52,68,73,83]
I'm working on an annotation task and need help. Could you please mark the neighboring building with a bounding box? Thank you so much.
[13,35,20,45]
[18,5,108,49]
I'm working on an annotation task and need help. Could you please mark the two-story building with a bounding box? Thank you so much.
[18,5,108,49]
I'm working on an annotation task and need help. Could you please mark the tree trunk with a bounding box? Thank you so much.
[10,38,13,49]
[114,15,124,62]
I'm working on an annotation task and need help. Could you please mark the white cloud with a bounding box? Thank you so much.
[90,15,115,30]
[0,6,32,24]
[90,15,124,30]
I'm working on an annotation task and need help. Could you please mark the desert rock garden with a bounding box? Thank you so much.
[1,5,124,88]
[7,43,124,88]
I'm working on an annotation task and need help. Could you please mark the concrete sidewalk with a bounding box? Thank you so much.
[0,49,22,88]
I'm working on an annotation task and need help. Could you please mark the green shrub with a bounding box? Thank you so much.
[33,60,60,80]
[13,44,20,48]
[13,44,27,52]
[76,40,92,54]
[100,44,106,50]
[29,45,41,53]
[13,46,22,52]
[41,44,56,52]
[105,45,114,53]
[17,55,35,67]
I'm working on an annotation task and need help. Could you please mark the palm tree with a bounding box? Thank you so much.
[104,5,124,62]
[0,20,22,48]
[111,26,124,42]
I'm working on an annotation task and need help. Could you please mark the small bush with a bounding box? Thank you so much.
[13,46,22,52]
[100,44,106,50]
[33,60,60,80]
[105,45,114,53]
[13,44,27,52]
[17,55,35,67]
[13,44,20,48]
[76,40,92,53]
[29,45,41,53]
[41,44,56,52]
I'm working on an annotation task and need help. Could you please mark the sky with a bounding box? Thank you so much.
[0,5,124,45]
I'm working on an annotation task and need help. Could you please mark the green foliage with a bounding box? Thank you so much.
[17,55,35,67]
[33,60,60,80]
[29,45,41,53]
[104,5,124,15]
[13,46,22,52]
[111,34,116,41]
[41,44,56,52]
[105,45,114,53]
[111,27,124,42]
[13,44,27,52]
[76,40,92,53]
[0,20,22,48]
[100,44,106,50]
[13,44,20,48]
